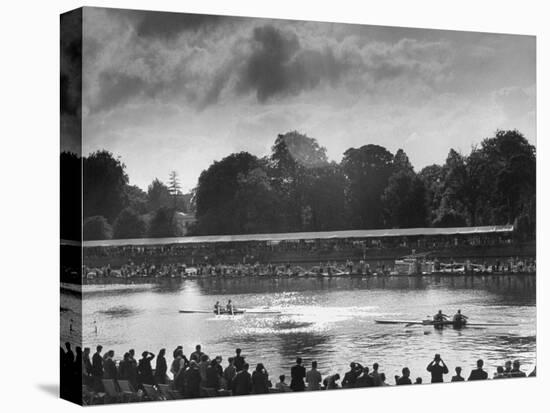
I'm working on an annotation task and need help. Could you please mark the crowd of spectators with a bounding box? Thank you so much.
[81,254,535,281]
[60,342,536,405]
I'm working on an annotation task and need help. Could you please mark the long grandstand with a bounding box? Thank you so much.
[76,225,536,280]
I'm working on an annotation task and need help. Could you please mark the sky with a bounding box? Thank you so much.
[78,7,536,192]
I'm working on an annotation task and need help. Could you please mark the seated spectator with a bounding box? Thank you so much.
[342,362,362,388]
[275,374,291,392]
[251,363,270,394]
[323,373,340,390]
[355,366,374,387]
[205,359,221,389]
[395,367,412,385]
[232,363,252,396]
[510,360,527,378]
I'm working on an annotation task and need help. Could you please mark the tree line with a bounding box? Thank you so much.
[60,150,192,240]
[62,129,535,241]
[192,130,535,239]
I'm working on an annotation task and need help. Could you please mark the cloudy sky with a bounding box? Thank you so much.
[80,7,535,192]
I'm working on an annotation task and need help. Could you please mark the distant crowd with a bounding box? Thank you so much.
[82,255,535,280]
[59,342,536,405]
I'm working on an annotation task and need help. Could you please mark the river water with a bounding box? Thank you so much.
[62,274,536,383]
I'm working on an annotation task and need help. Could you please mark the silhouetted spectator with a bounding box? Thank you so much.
[232,363,252,395]
[103,350,117,379]
[510,360,526,378]
[395,367,412,385]
[183,361,201,398]
[206,359,221,389]
[451,366,465,382]
[252,363,270,394]
[190,345,204,363]
[155,348,168,384]
[427,354,448,383]
[223,357,237,390]
[306,361,322,390]
[370,363,382,386]
[468,359,488,381]
[91,345,104,390]
[356,366,374,387]
[138,351,155,385]
[276,374,291,392]
[290,357,306,391]
[234,348,245,372]
[323,373,340,389]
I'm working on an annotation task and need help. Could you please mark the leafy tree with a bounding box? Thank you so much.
[382,170,428,228]
[303,163,347,231]
[113,208,146,239]
[393,148,414,173]
[124,185,148,214]
[148,207,178,238]
[233,167,282,233]
[440,148,482,226]
[476,130,536,226]
[83,216,112,240]
[195,152,263,234]
[83,150,128,221]
[147,179,172,212]
[419,164,446,225]
[269,131,329,231]
[341,144,394,229]
[168,171,182,209]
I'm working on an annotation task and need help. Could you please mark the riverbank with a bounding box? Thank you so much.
[74,271,536,286]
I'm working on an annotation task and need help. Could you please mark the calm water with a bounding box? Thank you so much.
[62,275,536,382]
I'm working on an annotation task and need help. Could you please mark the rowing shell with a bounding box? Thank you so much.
[374,319,517,327]
[179,309,282,315]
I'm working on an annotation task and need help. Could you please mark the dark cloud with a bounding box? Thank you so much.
[133,10,225,39]
[60,9,82,117]
[60,8,82,154]
[92,72,148,113]
[238,25,347,102]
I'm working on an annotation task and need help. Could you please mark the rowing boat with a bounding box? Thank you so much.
[179,309,282,315]
[374,319,517,327]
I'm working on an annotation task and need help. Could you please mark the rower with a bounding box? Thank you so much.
[433,310,449,323]
[452,309,468,326]
[226,299,234,315]
[214,301,221,315]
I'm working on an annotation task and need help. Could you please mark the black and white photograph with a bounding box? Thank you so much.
[58,3,538,408]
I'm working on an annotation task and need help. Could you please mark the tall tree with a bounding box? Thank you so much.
[147,179,172,212]
[382,149,428,228]
[83,216,112,240]
[269,131,329,231]
[476,130,536,226]
[341,144,394,229]
[124,185,148,214]
[382,170,428,228]
[419,164,446,225]
[303,163,347,231]
[83,150,128,221]
[194,152,264,234]
[148,207,178,238]
[168,171,182,209]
